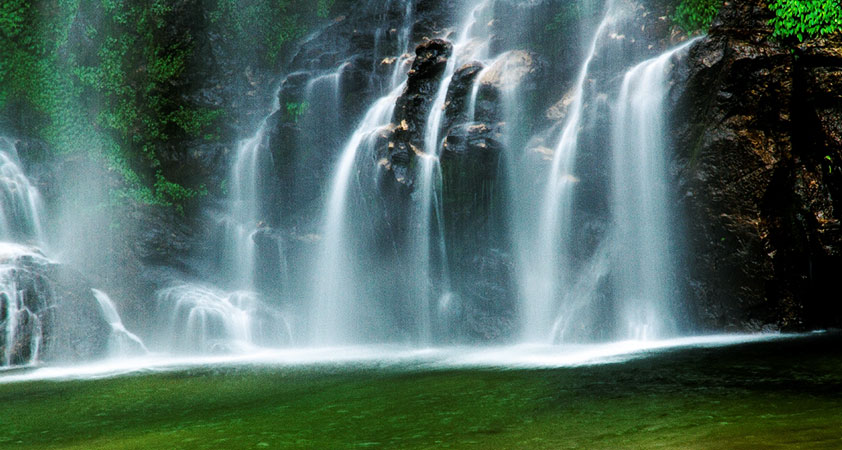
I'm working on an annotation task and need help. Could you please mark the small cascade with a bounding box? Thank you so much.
[154,86,291,355]
[91,289,148,356]
[0,137,143,366]
[0,138,46,246]
[157,285,291,353]
[223,94,282,290]
[410,0,494,343]
[524,3,619,343]
[303,67,344,139]
[610,39,699,341]
[0,142,47,366]
[0,244,45,366]
[310,3,417,345]
[1,140,47,366]
[312,85,404,345]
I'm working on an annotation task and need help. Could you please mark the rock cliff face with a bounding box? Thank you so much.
[6,0,842,348]
[255,0,842,337]
[674,0,842,331]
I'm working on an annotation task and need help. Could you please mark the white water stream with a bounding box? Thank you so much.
[611,39,700,340]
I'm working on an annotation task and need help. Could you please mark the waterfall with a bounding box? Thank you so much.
[610,39,699,341]
[157,284,291,353]
[0,137,146,366]
[0,141,47,366]
[0,244,45,366]
[92,289,148,357]
[153,87,291,354]
[0,138,46,247]
[310,2,416,345]
[311,90,402,344]
[224,94,282,290]
[522,3,618,343]
[410,0,493,344]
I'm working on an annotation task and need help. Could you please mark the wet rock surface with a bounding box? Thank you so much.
[673,0,842,331]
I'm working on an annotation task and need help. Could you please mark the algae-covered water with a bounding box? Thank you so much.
[1,333,840,449]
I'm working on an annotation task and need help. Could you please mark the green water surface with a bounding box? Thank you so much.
[1,334,840,449]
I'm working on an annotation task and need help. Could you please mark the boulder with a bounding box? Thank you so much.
[0,244,110,365]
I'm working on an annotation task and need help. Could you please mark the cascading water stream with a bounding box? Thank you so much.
[157,284,291,353]
[523,2,618,343]
[610,39,699,341]
[92,289,148,356]
[411,0,493,342]
[311,90,403,345]
[0,138,46,247]
[225,94,282,290]
[310,1,416,345]
[152,83,295,354]
[1,138,146,365]
[0,244,44,366]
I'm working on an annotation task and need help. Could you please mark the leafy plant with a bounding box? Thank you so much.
[0,0,28,39]
[317,0,335,18]
[768,0,842,41]
[286,101,309,122]
[673,0,721,33]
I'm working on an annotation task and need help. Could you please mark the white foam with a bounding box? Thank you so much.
[0,333,789,384]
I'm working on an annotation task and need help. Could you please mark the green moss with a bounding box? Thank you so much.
[769,0,842,42]
[673,0,721,33]
[285,101,309,123]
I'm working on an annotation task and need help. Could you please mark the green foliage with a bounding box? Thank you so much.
[0,0,338,212]
[317,0,336,18]
[768,0,842,42]
[673,0,721,33]
[0,0,221,212]
[147,44,189,83]
[285,101,309,123]
[0,0,28,39]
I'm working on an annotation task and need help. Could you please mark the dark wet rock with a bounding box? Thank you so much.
[443,62,485,130]
[673,0,842,331]
[407,39,452,83]
[456,250,517,341]
[440,122,504,224]
[440,122,513,338]
[392,39,454,148]
[375,38,456,191]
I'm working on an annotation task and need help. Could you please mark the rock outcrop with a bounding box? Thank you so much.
[0,245,110,365]
[674,0,842,331]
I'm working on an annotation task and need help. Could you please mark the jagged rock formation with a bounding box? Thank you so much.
[674,0,842,331]
[5,0,842,352]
